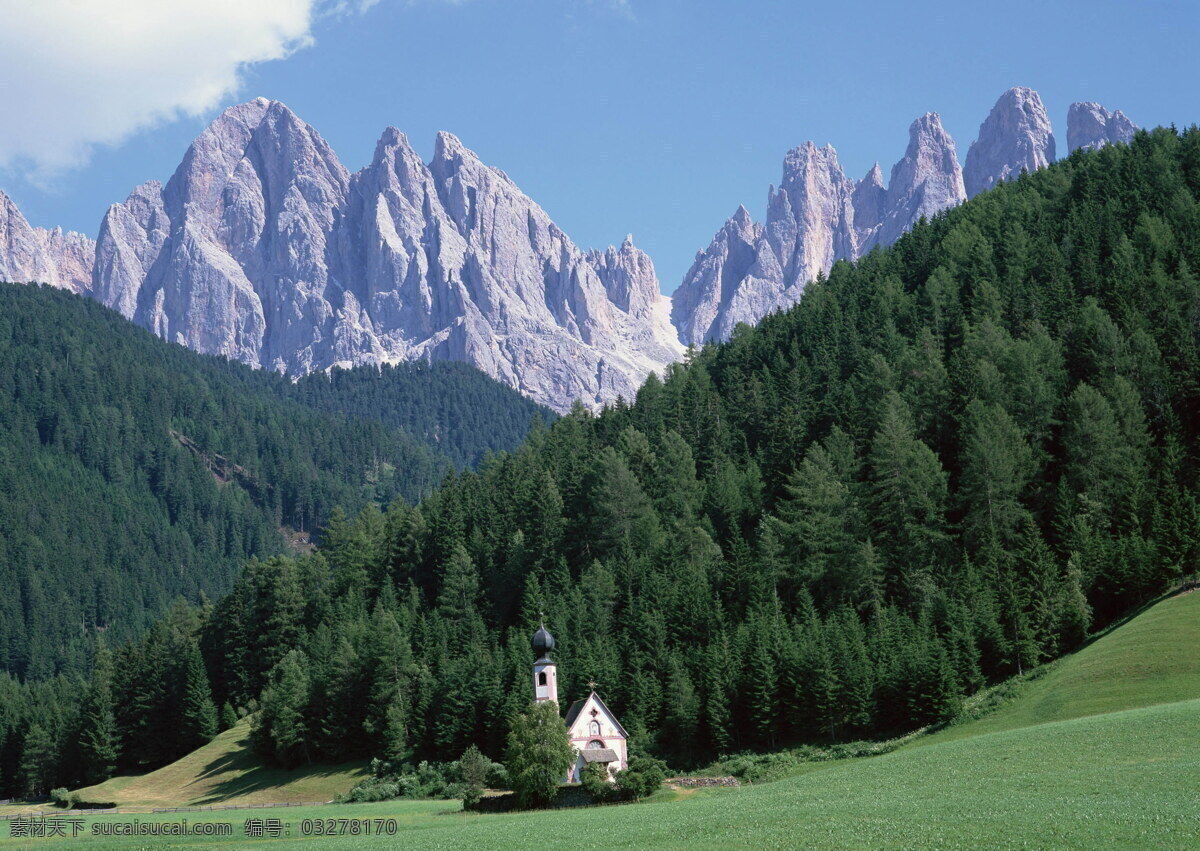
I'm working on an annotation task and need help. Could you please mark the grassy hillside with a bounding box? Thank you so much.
[6,590,1195,847]
[69,719,368,811]
[923,588,1200,746]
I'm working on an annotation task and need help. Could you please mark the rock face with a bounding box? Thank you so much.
[1,87,1145,404]
[669,206,764,345]
[0,191,95,294]
[673,114,965,345]
[92,181,169,320]
[963,87,1056,198]
[87,99,680,412]
[1067,102,1137,153]
[872,113,966,249]
[672,144,864,346]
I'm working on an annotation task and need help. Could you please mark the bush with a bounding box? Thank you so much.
[704,737,913,785]
[613,755,667,801]
[581,761,614,803]
[340,750,507,805]
[50,788,77,808]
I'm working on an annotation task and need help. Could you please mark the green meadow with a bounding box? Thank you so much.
[6,591,1198,849]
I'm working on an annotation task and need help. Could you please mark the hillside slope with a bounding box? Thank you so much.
[922,589,1200,746]
[221,126,1200,770]
[0,283,543,677]
[69,719,368,810]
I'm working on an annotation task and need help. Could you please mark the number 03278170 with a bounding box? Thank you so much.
[300,818,399,836]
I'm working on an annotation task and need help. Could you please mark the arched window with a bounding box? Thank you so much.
[538,671,547,686]
[589,720,601,736]
[586,739,605,749]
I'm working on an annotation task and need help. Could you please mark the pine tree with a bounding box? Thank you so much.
[79,642,120,784]
[959,399,1034,555]
[20,724,56,798]
[253,650,311,769]
[181,641,219,751]
[868,392,949,598]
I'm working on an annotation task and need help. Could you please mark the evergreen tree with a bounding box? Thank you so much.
[20,724,56,798]
[79,642,120,784]
[253,650,311,768]
[181,641,219,751]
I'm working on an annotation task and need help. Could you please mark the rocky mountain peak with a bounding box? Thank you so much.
[0,190,95,294]
[1067,102,1137,152]
[586,234,662,319]
[963,86,1056,198]
[670,205,765,345]
[80,99,680,412]
[874,111,966,247]
[852,163,888,243]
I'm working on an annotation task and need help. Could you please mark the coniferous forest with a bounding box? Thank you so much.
[0,285,548,681]
[0,127,1198,797]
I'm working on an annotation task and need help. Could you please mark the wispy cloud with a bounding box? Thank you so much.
[0,0,372,178]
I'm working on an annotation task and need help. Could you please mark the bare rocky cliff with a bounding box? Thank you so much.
[963,87,1056,199]
[0,191,94,294]
[673,112,965,345]
[1067,102,1137,153]
[86,100,681,412]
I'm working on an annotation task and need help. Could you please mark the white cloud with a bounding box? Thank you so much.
[0,1,335,176]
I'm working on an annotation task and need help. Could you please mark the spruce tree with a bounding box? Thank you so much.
[20,724,56,798]
[253,650,311,768]
[181,641,219,751]
[79,642,121,784]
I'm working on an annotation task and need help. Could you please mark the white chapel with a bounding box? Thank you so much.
[531,624,629,782]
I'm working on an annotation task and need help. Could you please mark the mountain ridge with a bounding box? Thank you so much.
[1,88,1139,404]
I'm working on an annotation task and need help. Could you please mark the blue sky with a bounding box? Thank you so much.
[1,0,1196,292]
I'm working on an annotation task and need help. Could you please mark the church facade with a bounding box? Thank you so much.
[531,625,628,782]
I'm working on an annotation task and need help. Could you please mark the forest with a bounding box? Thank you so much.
[0,284,547,680]
[0,125,1198,797]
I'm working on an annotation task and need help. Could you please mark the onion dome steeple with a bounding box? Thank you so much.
[532,624,555,662]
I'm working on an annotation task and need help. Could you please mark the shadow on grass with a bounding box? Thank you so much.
[191,740,366,805]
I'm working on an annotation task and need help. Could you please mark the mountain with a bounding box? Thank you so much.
[0,281,548,678]
[672,89,1141,345]
[963,86,1056,198]
[1067,102,1138,152]
[672,112,965,345]
[3,90,1143,397]
[870,113,966,250]
[87,99,680,412]
[0,191,94,294]
[669,206,764,346]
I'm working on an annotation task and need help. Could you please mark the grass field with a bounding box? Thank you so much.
[3,590,1195,848]
[0,719,368,817]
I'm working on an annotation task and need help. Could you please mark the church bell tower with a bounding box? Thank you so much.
[531,624,558,707]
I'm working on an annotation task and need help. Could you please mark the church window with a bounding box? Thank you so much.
[538,671,547,686]
[589,720,601,736]
[587,739,605,749]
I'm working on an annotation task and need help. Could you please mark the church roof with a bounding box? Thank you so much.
[581,748,619,764]
[564,691,629,740]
